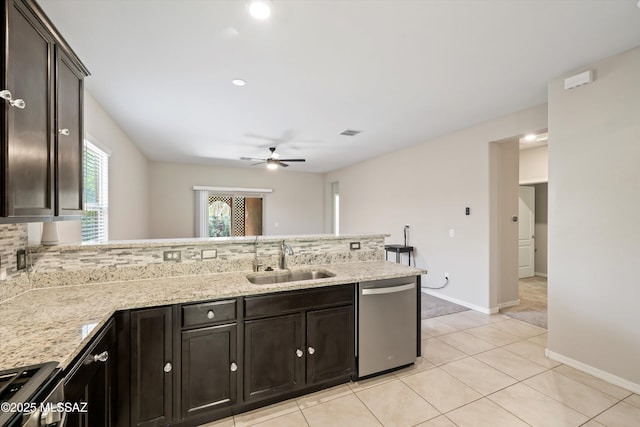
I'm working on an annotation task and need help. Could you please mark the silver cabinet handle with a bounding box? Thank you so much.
[230,362,238,372]
[207,310,215,319]
[93,351,109,363]
[58,128,70,136]
[164,362,172,373]
[296,349,303,358]
[0,90,25,109]
[308,346,315,355]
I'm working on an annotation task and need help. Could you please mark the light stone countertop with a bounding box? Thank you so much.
[0,261,424,372]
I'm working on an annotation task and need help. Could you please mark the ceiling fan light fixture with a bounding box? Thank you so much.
[248,0,272,20]
[267,162,278,170]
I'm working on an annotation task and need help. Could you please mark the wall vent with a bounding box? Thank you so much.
[340,129,362,136]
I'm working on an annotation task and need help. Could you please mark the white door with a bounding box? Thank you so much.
[518,186,535,278]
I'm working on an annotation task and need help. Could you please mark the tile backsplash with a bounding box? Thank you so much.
[0,224,30,301]
[1,231,386,303]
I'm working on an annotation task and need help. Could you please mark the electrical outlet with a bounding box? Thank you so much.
[350,242,361,250]
[163,250,181,261]
[16,249,27,270]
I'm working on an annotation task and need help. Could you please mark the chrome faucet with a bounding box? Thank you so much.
[279,241,294,270]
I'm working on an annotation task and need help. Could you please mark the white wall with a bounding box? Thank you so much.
[85,92,150,241]
[326,104,547,312]
[519,145,548,184]
[148,162,325,238]
[548,46,640,390]
[28,92,150,244]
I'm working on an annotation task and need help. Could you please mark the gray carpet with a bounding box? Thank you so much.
[500,276,548,329]
[421,292,469,319]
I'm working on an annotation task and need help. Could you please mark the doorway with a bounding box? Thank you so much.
[501,132,549,327]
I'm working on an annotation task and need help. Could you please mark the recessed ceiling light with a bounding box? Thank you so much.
[523,133,537,142]
[248,0,272,20]
[232,79,246,86]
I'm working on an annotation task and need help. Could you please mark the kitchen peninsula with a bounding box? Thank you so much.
[0,234,424,426]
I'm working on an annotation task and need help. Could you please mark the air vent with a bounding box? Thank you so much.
[340,129,362,136]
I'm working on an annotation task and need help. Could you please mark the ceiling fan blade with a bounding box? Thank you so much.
[251,162,266,166]
[279,162,290,167]
[278,159,306,162]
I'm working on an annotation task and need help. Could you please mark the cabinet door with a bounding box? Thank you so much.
[244,313,304,402]
[55,46,83,215]
[2,0,54,217]
[64,320,116,427]
[306,306,354,385]
[130,307,174,427]
[181,324,237,420]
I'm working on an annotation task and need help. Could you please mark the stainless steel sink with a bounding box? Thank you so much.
[246,269,335,285]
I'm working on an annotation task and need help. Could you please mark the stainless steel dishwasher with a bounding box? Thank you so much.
[357,276,417,377]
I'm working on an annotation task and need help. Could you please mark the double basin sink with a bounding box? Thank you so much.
[246,269,335,285]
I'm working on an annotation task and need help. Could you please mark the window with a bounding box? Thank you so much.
[193,186,271,238]
[206,195,261,237]
[82,140,109,243]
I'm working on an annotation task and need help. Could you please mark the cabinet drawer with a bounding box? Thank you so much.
[182,299,237,328]
[244,284,354,319]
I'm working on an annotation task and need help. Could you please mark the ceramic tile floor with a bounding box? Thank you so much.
[200,311,640,427]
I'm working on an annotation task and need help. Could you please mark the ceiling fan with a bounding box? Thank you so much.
[240,147,306,169]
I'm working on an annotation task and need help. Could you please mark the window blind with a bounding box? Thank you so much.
[82,140,109,243]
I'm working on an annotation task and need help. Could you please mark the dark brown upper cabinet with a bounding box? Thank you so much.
[55,46,84,216]
[1,0,88,221]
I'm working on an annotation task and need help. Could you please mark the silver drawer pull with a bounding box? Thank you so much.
[0,90,26,109]
[93,351,109,363]
[164,362,172,373]
[230,362,238,372]
[296,349,303,358]
[58,128,70,136]
[308,346,315,355]
[207,310,215,319]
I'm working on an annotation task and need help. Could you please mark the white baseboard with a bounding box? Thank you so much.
[546,350,640,395]
[422,289,497,314]
[498,299,520,309]
[534,272,548,277]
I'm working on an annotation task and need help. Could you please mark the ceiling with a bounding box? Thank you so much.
[39,0,640,173]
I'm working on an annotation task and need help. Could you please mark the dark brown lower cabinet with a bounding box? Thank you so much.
[181,324,237,419]
[243,285,355,406]
[244,313,305,402]
[306,305,354,385]
[130,307,174,427]
[113,284,356,426]
[64,319,116,427]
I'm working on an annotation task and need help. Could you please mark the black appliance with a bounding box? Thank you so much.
[0,362,64,427]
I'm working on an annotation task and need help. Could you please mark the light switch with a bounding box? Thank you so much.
[201,249,217,259]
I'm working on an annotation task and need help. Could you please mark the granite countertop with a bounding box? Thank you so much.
[0,261,424,372]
